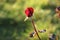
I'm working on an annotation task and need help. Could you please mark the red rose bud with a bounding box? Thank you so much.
[56,7,60,13]
[25,7,34,17]
[57,7,60,11]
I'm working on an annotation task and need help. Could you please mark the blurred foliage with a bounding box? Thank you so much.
[0,0,60,40]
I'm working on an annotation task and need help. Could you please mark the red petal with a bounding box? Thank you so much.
[25,7,34,17]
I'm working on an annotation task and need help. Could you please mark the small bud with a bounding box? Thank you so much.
[38,29,46,33]
[29,32,36,37]
[56,7,60,13]
[49,34,56,40]
[55,7,60,18]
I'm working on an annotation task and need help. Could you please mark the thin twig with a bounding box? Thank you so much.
[31,19,41,40]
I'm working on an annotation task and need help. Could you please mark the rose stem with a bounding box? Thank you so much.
[31,18,41,40]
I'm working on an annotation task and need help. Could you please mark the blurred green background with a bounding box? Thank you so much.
[0,0,60,40]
